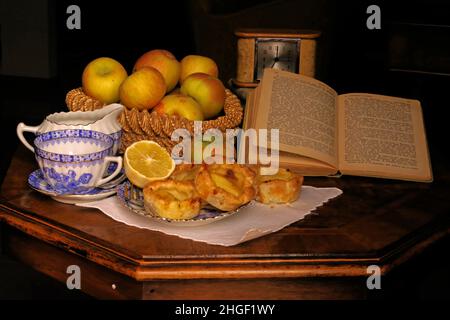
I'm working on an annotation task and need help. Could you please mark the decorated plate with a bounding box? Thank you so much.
[116,181,250,227]
[28,169,118,204]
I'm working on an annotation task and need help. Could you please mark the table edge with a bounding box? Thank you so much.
[1,200,449,281]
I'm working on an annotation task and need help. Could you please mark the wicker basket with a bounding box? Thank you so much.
[66,88,244,153]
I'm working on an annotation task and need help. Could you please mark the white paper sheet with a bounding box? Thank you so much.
[77,186,342,246]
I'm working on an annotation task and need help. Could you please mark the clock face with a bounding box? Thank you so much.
[255,39,300,80]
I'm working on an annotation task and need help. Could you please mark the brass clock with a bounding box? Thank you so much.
[233,29,320,88]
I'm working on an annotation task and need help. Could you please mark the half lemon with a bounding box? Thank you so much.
[124,140,175,188]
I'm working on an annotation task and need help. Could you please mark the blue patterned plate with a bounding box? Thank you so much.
[116,181,250,227]
[28,169,117,204]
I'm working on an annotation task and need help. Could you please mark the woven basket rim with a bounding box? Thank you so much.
[66,87,243,128]
[66,87,243,153]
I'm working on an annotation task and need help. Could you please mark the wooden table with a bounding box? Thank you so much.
[1,146,449,299]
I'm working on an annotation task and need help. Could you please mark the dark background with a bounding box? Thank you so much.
[0,0,449,299]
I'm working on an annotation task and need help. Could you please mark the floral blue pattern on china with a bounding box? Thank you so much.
[41,167,93,194]
[37,129,113,143]
[110,130,122,141]
[33,129,116,194]
[35,146,112,163]
[28,169,113,195]
[34,129,114,163]
[28,169,54,192]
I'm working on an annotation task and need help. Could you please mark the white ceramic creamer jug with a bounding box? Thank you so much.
[17,103,124,154]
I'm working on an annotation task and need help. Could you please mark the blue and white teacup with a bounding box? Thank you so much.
[33,129,123,194]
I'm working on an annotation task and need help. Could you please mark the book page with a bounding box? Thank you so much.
[337,93,432,182]
[254,68,339,168]
[242,91,337,176]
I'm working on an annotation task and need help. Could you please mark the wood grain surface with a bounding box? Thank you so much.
[1,146,449,299]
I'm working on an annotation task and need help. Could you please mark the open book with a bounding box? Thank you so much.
[243,68,432,182]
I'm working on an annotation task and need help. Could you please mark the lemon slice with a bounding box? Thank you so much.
[124,140,175,188]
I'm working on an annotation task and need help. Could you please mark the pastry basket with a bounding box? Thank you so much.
[65,88,244,153]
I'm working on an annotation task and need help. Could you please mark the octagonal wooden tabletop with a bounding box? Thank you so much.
[1,146,449,283]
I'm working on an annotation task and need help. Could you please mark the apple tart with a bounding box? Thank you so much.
[170,163,200,182]
[195,164,256,211]
[256,168,303,204]
[143,180,203,220]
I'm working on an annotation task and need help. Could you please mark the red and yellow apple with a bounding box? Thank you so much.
[82,57,128,104]
[180,73,225,119]
[153,93,204,121]
[179,55,219,84]
[119,67,166,110]
[133,49,181,92]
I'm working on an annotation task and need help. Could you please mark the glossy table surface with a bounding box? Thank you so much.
[1,146,449,299]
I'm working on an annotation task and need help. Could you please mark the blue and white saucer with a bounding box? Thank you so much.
[28,169,117,204]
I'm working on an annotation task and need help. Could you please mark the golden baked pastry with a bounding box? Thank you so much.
[143,180,202,220]
[195,164,256,211]
[170,163,200,182]
[256,168,303,204]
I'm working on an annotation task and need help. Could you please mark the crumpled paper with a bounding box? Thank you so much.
[77,186,342,246]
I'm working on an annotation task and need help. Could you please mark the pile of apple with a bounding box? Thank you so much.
[81,50,226,120]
